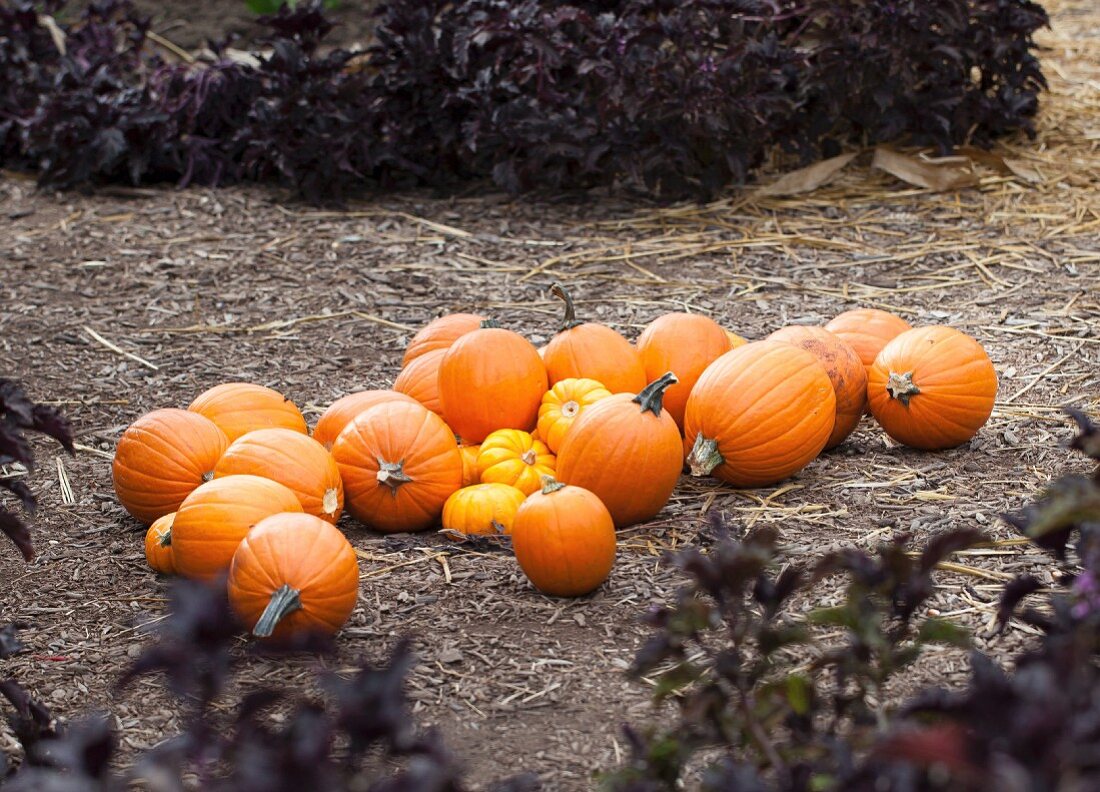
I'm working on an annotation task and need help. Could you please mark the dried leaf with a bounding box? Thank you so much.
[872,147,979,191]
[756,152,857,197]
[1002,157,1044,183]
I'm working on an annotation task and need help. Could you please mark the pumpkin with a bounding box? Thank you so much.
[189,383,307,442]
[438,322,548,443]
[766,325,867,450]
[726,329,749,349]
[556,373,683,527]
[172,474,303,581]
[112,408,229,525]
[403,313,485,367]
[867,326,997,450]
[511,476,616,597]
[228,512,359,640]
[541,283,646,394]
[824,309,913,371]
[441,483,526,538]
[332,401,462,533]
[537,378,613,453]
[636,313,731,430]
[313,390,418,450]
[476,429,555,495]
[459,444,481,487]
[144,512,176,575]
[213,429,344,523]
[684,341,836,487]
[393,348,445,416]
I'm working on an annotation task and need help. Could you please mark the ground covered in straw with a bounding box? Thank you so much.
[2,1,1098,788]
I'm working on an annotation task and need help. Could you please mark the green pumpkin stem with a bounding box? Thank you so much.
[479,318,501,329]
[377,459,413,495]
[687,435,723,477]
[886,371,920,407]
[158,528,172,549]
[633,372,678,417]
[253,584,302,638]
[539,474,566,495]
[550,282,583,331]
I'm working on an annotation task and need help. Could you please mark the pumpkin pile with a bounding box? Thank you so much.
[114,287,998,641]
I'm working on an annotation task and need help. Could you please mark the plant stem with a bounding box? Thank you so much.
[633,371,678,416]
[253,584,302,638]
[885,371,920,406]
[687,435,723,477]
[377,459,413,495]
[539,474,566,494]
[549,282,583,331]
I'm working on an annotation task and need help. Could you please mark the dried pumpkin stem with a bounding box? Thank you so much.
[158,528,172,548]
[253,584,302,638]
[550,282,583,331]
[687,435,723,477]
[633,371,679,417]
[479,318,501,329]
[520,449,537,465]
[377,459,413,495]
[202,470,214,483]
[539,474,566,494]
[886,371,920,407]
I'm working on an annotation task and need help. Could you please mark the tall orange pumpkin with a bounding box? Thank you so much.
[867,326,997,450]
[556,373,683,528]
[189,383,307,442]
[636,313,731,430]
[824,309,913,372]
[403,313,485,367]
[144,512,176,575]
[684,341,835,487]
[541,283,646,394]
[537,378,613,453]
[112,408,229,525]
[393,348,445,416]
[313,390,418,451]
[331,401,462,533]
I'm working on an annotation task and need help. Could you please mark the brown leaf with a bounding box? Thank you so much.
[756,152,858,197]
[1002,157,1044,183]
[871,147,978,191]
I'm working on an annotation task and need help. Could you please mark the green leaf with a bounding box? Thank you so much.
[807,605,858,629]
[917,617,972,648]
[246,0,288,14]
[654,662,704,701]
[784,674,814,716]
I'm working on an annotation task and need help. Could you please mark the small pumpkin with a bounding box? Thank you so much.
[172,474,303,581]
[537,378,613,453]
[726,329,749,349]
[867,326,997,450]
[636,313,731,430]
[684,341,836,487]
[476,430,556,496]
[556,373,683,527]
[213,429,344,523]
[403,313,485,367]
[541,283,646,394]
[228,512,359,640]
[441,483,526,538]
[824,309,913,372]
[511,476,616,597]
[766,325,867,450]
[189,383,307,442]
[332,401,462,533]
[112,408,229,525]
[144,512,176,575]
[459,444,481,487]
[313,390,418,450]
[393,348,445,416]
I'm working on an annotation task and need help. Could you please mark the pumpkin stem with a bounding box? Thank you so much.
[633,372,679,417]
[520,448,538,466]
[322,487,340,516]
[550,282,583,331]
[539,474,566,495]
[253,584,302,638]
[158,528,172,549]
[479,318,501,329]
[886,371,920,407]
[202,470,214,483]
[687,435,723,477]
[376,459,413,495]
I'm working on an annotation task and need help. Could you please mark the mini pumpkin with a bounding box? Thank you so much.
[189,383,307,442]
[636,313,731,430]
[825,309,913,372]
[144,512,176,575]
[393,348,445,416]
[867,326,997,450]
[441,483,526,538]
[459,444,481,487]
[403,313,485,367]
[537,378,613,453]
[476,429,556,495]
[313,390,419,450]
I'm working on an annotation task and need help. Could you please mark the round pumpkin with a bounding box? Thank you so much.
[511,476,616,597]
[403,313,485,367]
[441,483,526,538]
[868,326,997,450]
[537,378,613,453]
[476,430,555,496]
[172,475,304,581]
[726,329,749,349]
[332,401,462,533]
[556,373,683,528]
[684,341,836,487]
[459,444,481,487]
[767,325,867,450]
[112,408,229,525]
[636,313,731,430]
[541,283,646,394]
[189,383,307,442]
[213,429,344,523]
[438,323,548,443]
[825,309,913,372]
[144,512,176,575]
[228,512,359,640]
[313,390,419,451]
[393,348,445,416]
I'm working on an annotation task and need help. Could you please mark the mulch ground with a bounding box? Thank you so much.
[2,0,1098,789]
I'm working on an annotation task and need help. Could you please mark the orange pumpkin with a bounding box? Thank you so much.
[726,329,749,349]
[393,348,445,416]
[313,390,418,451]
[511,476,616,597]
[541,283,646,394]
[556,373,683,527]
[331,401,462,533]
[144,512,176,575]
[213,429,344,523]
[438,323,548,443]
[112,408,229,525]
[172,475,303,581]
[459,444,481,487]
[825,309,913,372]
[767,325,867,450]
[476,430,555,495]
[636,313,731,430]
[867,326,997,450]
[441,483,526,538]
[684,341,835,487]
[403,313,485,367]
[228,513,359,640]
[537,378,613,453]
[189,383,307,442]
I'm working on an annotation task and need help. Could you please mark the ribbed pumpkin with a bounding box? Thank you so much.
[112,408,229,525]
[512,476,616,597]
[213,429,344,523]
[438,322,548,443]
[825,309,913,371]
[393,348,445,416]
[541,283,646,394]
[459,444,481,487]
[144,512,176,575]
[313,390,418,451]
[556,373,683,528]
[332,401,462,533]
[537,378,613,453]
[228,513,359,640]
[476,429,555,496]
[172,475,303,581]
[767,325,867,450]
[868,326,997,450]
[636,313,731,430]
[441,483,527,538]
[189,383,307,442]
[726,330,749,349]
[684,341,836,487]
[403,313,485,367]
